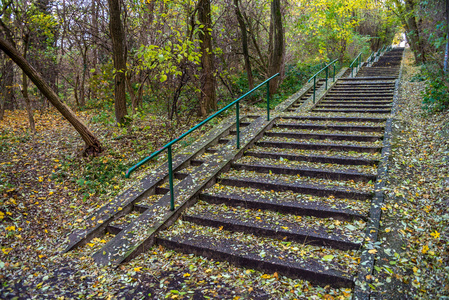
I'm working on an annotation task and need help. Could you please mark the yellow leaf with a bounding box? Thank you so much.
[134,267,142,272]
[2,248,12,254]
[0,212,4,220]
[87,243,95,247]
[430,230,440,239]
[261,274,271,279]
[413,267,418,273]
[183,273,190,277]
[49,191,53,195]
[368,249,377,254]
[91,216,96,221]
[385,228,391,233]
[421,245,429,254]
[5,226,15,231]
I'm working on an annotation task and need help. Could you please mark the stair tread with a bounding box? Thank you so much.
[157,233,354,288]
[232,161,376,181]
[199,191,367,220]
[245,150,379,165]
[219,176,373,200]
[184,211,362,250]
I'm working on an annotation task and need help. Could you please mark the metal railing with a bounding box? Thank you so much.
[125,73,280,211]
[367,52,376,66]
[349,52,363,77]
[307,59,338,103]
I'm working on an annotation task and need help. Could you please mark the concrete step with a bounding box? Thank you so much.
[199,191,367,220]
[231,162,376,182]
[265,131,383,142]
[256,140,382,153]
[219,176,373,200]
[157,233,354,288]
[183,211,361,250]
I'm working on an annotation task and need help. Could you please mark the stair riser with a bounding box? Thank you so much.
[314,109,391,114]
[219,178,372,200]
[199,193,366,221]
[231,163,376,182]
[182,215,361,250]
[265,131,382,142]
[256,141,381,153]
[157,237,354,288]
[245,151,379,166]
[275,124,384,132]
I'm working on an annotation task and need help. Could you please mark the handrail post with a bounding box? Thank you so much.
[325,66,328,90]
[266,82,270,121]
[236,102,240,149]
[167,145,174,211]
[313,77,316,103]
[333,64,336,82]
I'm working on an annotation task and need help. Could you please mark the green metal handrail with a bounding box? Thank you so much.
[367,52,375,66]
[125,73,280,210]
[307,59,338,103]
[349,52,363,77]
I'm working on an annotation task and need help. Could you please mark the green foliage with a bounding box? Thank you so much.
[52,152,127,201]
[87,62,115,108]
[422,75,449,112]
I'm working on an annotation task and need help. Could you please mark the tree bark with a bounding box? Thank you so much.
[21,34,36,133]
[234,0,254,89]
[0,36,102,155]
[0,54,13,120]
[268,0,284,95]
[107,0,128,124]
[197,0,217,117]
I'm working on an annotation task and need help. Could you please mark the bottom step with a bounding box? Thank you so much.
[157,234,354,288]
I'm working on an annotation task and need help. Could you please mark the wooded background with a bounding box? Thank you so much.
[0,0,447,153]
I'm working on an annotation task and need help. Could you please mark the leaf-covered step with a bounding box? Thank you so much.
[244,150,379,166]
[183,211,362,250]
[231,162,376,182]
[315,104,392,109]
[199,191,367,220]
[325,93,394,98]
[218,176,372,200]
[256,140,382,153]
[331,87,394,91]
[274,123,384,133]
[312,108,391,114]
[156,231,355,288]
[280,116,387,123]
[317,101,392,106]
[320,100,392,105]
[236,155,376,174]
[265,131,382,142]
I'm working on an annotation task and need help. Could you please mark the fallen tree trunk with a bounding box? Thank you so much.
[0,36,103,156]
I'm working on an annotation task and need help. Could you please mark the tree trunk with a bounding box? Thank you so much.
[0,36,102,156]
[268,0,284,95]
[0,55,13,121]
[126,75,138,114]
[197,0,217,117]
[80,45,87,107]
[107,0,128,124]
[21,34,36,133]
[234,0,254,89]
